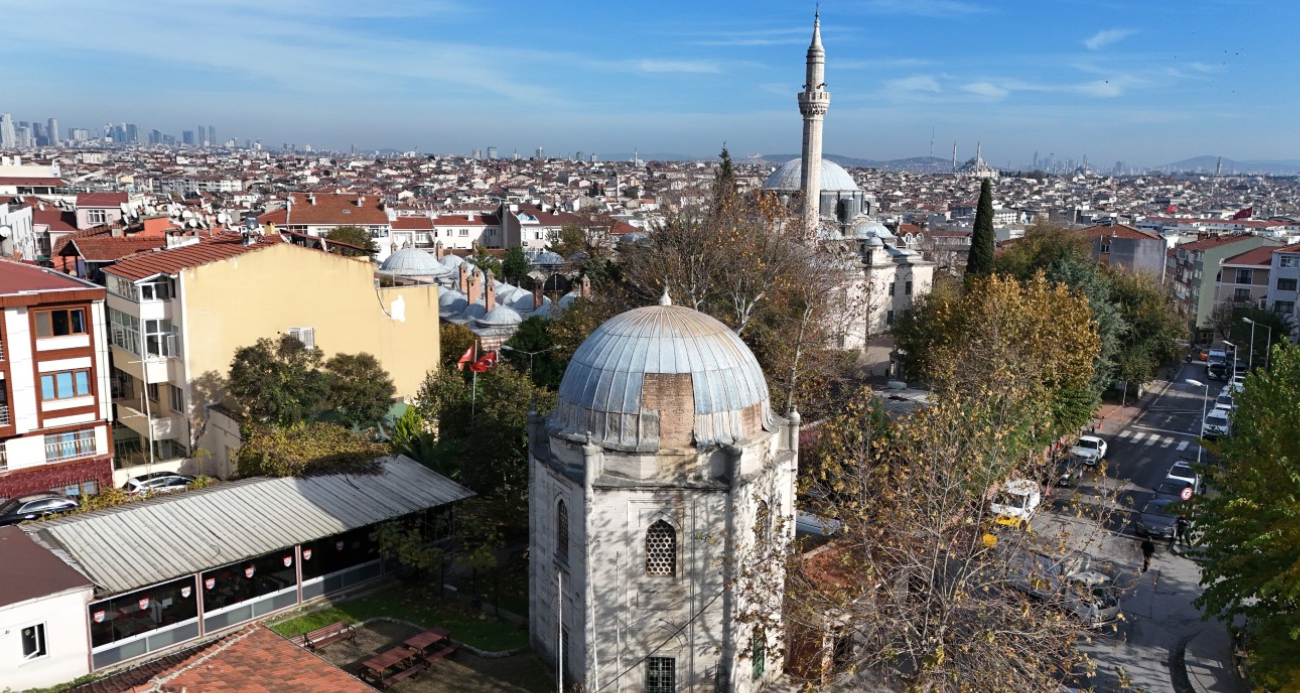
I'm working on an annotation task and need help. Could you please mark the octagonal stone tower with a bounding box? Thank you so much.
[528,294,799,691]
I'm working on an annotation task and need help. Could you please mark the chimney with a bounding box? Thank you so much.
[467,270,481,306]
[38,201,45,211]
[356,195,365,207]
[468,212,476,221]
[533,284,544,311]
[307,193,315,205]
[484,270,497,311]
[580,275,591,300]
[458,263,468,293]
[435,241,444,260]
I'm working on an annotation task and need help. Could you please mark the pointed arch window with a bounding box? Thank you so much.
[754,500,771,544]
[645,520,677,577]
[556,500,569,565]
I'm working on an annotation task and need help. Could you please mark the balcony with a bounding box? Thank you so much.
[114,402,185,442]
[45,435,98,463]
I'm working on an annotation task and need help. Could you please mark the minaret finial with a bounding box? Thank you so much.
[658,287,673,306]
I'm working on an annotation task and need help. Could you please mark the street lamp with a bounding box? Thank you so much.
[1185,379,1209,465]
[500,344,556,381]
[1242,316,1273,371]
[1222,340,1237,378]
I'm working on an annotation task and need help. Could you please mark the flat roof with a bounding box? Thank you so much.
[26,456,473,597]
[0,526,92,608]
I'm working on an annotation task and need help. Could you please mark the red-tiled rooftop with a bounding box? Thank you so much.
[1177,234,1270,252]
[1078,223,1162,241]
[156,624,374,693]
[71,236,167,262]
[258,192,389,227]
[0,258,102,296]
[104,233,284,281]
[0,176,67,186]
[1222,245,1281,267]
[76,192,129,208]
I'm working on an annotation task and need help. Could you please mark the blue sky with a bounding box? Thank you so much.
[4,0,1297,166]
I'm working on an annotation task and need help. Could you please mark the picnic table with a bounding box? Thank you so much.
[403,626,450,656]
[360,646,417,681]
[359,626,458,689]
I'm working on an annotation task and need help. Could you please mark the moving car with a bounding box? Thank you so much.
[0,493,79,526]
[1153,477,1197,503]
[1206,363,1228,381]
[1206,349,1227,366]
[1201,408,1232,439]
[1070,435,1107,466]
[990,479,1042,527]
[1134,499,1179,539]
[122,473,196,496]
[1165,460,1203,495]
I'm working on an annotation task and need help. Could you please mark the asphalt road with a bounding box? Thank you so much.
[1036,361,1227,693]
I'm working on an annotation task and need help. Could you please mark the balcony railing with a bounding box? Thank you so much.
[45,435,98,463]
[0,442,7,471]
[0,404,9,427]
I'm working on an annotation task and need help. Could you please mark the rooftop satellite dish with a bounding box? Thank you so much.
[119,202,131,214]
[0,225,11,239]
[181,210,194,220]
[217,212,229,225]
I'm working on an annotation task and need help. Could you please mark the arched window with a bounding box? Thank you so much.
[754,500,771,543]
[556,500,569,564]
[645,520,677,577]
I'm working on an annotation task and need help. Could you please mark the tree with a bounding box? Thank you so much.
[711,144,738,213]
[502,246,531,286]
[470,244,502,277]
[323,225,379,256]
[502,316,565,389]
[548,218,617,279]
[1107,268,1184,386]
[439,323,477,370]
[235,422,385,477]
[790,390,1098,692]
[324,352,396,429]
[1193,342,1300,692]
[894,273,1101,445]
[228,335,328,426]
[1229,305,1294,369]
[965,178,996,277]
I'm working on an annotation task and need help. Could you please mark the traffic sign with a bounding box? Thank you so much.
[1181,487,1194,501]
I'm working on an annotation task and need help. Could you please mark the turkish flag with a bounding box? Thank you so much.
[1166,205,1177,214]
[456,345,476,370]
[469,351,498,373]
[1232,207,1252,220]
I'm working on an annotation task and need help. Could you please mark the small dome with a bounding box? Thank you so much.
[532,250,564,266]
[552,303,774,452]
[476,303,524,327]
[850,218,894,241]
[763,158,860,192]
[380,248,448,277]
[438,288,468,314]
[441,253,465,268]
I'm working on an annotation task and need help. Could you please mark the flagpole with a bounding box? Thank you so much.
[471,341,479,419]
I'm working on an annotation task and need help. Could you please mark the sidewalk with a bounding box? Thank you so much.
[1181,626,1247,693]
[1089,379,1168,437]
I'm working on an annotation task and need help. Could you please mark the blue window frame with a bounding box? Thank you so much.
[40,369,92,400]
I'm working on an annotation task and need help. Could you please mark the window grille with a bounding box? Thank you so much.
[556,500,569,564]
[752,628,766,680]
[646,656,676,693]
[645,520,676,577]
[754,500,771,542]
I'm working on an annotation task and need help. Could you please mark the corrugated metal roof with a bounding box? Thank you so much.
[25,457,473,597]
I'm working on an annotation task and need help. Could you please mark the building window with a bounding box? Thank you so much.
[40,370,92,401]
[21,623,47,660]
[45,429,96,462]
[752,627,766,680]
[35,308,87,338]
[415,233,430,244]
[1100,240,1111,254]
[139,278,174,301]
[886,310,895,326]
[1275,301,1295,315]
[1233,288,1252,303]
[145,320,177,358]
[169,384,185,413]
[87,209,108,225]
[109,309,141,354]
[1280,255,1300,268]
[1277,278,1298,292]
[645,520,677,577]
[459,229,468,237]
[646,656,676,693]
[286,327,315,349]
[556,500,569,565]
[905,280,913,295]
[147,382,160,403]
[1235,269,1253,284]
[108,276,139,300]
[887,281,895,296]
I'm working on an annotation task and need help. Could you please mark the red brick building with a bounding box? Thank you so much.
[0,259,114,501]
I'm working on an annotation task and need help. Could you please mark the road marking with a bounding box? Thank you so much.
[1131,432,1147,443]
[1160,437,1175,448]
[1118,429,1132,439]
[1176,440,1190,452]
[1130,425,1199,438]
[1145,436,1160,446]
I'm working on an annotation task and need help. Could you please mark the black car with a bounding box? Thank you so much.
[1153,478,1196,503]
[0,494,79,526]
[1134,499,1179,539]
[1206,363,1229,381]
[1055,456,1085,487]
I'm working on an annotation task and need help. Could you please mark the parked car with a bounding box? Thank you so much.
[990,479,1042,528]
[1153,477,1198,503]
[1070,435,1108,466]
[1206,349,1227,366]
[1003,549,1122,629]
[795,512,842,537]
[1134,499,1179,539]
[1214,392,1236,412]
[1206,363,1229,381]
[1201,408,1232,439]
[122,473,196,496]
[0,494,79,526]
[1055,456,1086,487]
[1165,460,1203,494]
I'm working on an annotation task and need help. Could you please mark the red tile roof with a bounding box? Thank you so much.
[71,236,167,262]
[76,192,129,208]
[0,258,103,296]
[432,214,498,227]
[392,216,434,230]
[1177,234,1269,252]
[158,624,374,693]
[26,198,78,232]
[1078,223,1162,241]
[259,192,389,227]
[0,176,66,187]
[1222,245,1280,267]
[104,233,284,281]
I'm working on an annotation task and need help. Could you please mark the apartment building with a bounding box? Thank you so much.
[1166,234,1282,342]
[0,260,113,501]
[100,234,440,480]
[257,192,394,260]
[1077,223,1166,278]
[1264,243,1300,342]
[1214,245,1275,311]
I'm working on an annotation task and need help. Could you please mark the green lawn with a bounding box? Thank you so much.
[268,582,529,652]
[451,558,530,618]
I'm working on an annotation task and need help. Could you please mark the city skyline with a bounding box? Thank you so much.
[3,0,1298,166]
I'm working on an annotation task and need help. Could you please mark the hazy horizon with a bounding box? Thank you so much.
[4,0,1297,168]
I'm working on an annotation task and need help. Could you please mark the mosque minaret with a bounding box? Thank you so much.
[797,11,830,230]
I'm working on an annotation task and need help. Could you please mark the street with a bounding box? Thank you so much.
[1032,361,1232,693]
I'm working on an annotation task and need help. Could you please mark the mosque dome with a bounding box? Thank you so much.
[441,253,465,268]
[380,248,449,277]
[850,218,894,241]
[551,297,774,452]
[762,158,860,192]
[476,303,524,328]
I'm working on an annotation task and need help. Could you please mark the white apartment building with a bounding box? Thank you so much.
[1265,243,1300,341]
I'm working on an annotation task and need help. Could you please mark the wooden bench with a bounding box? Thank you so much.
[296,621,354,652]
[424,641,461,663]
[380,660,429,690]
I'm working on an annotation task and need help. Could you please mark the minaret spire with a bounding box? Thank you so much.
[798,10,830,232]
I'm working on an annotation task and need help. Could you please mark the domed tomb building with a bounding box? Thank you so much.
[762,157,874,232]
[528,294,799,692]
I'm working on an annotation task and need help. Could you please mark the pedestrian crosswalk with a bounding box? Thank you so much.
[1115,428,1194,451]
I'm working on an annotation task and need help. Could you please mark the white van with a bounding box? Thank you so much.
[990,479,1042,528]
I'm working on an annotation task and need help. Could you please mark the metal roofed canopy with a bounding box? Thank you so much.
[25,456,473,597]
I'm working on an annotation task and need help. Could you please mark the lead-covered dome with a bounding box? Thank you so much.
[763,158,860,192]
[380,248,449,278]
[552,301,774,452]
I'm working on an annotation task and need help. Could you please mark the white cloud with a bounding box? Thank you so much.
[857,0,987,17]
[633,60,723,74]
[884,75,942,93]
[1084,29,1135,50]
[962,82,1009,99]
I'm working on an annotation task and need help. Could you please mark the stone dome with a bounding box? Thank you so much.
[380,248,449,277]
[441,253,465,268]
[476,303,524,327]
[850,218,894,241]
[762,158,860,192]
[552,300,774,452]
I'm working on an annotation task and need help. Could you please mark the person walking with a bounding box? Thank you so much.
[1141,537,1155,573]
[1176,515,1191,547]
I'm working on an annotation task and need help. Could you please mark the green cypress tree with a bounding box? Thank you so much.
[966,178,996,277]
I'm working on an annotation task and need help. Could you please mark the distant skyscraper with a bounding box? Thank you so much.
[15,125,32,148]
[207,125,216,147]
[182,130,195,145]
[198,124,206,145]
[0,113,14,149]
[486,146,498,159]
[126,123,139,144]
[535,146,544,160]
[47,118,59,146]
